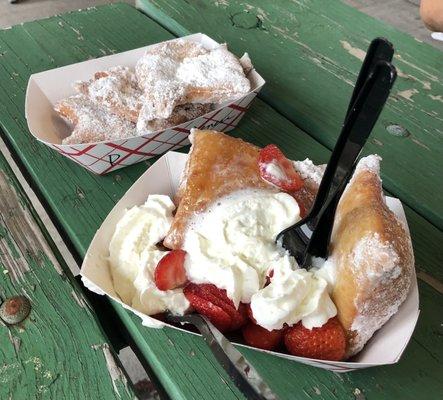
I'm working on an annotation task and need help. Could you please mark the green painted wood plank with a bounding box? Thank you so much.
[0,3,441,399]
[0,153,135,400]
[136,0,443,230]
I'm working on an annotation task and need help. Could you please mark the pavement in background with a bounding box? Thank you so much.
[344,0,441,49]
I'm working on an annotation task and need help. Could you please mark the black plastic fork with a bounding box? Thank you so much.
[277,38,396,267]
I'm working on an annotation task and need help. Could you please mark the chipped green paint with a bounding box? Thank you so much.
[0,3,441,399]
[136,0,443,229]
[0,155,135,399]
[0,223,21,261]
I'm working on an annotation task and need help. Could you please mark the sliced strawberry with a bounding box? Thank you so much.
[183,283,247,332]
[264,269,274,287]
[231,303,249,331]
[284,317,346,361]
[242,322,283,350]
[259,144,304,192]
[289,186,316,218]
[245,303,256,324]
[154,250,188,291]
[185,292,232,332]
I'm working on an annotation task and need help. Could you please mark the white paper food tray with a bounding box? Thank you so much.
[81,151,419,372]
[25,34,265,175]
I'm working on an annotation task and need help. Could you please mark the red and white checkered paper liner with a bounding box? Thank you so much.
[48,92,259,175]
[25,33,265,175]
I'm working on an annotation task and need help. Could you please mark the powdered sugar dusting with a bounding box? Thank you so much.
[55,94,136,144]
[350,299,403,356]
[355,154,381,175]
[74,66,143,123]
[340,155,382,202]
[293,158,325,186]
[137,103,213,133]
[136,40,250,121]
[177,46,250,97]
[348,231,411,356]
[352,233,400,285]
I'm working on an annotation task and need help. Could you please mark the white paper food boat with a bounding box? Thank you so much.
[25,34,265,175]
[81,152,419,372]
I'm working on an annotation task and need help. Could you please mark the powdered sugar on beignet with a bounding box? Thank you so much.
[293,159,325,186]
[74,66,143,123]
[352,233,401,284]
[329,155,414,357]
[137,103,213,133]
[55,40,253,144]
[135,40,250,121]
[55,94,137,144]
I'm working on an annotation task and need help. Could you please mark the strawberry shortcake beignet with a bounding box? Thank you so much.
[108,129,414,361]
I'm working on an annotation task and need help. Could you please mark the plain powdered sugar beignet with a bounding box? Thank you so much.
[74,66,143,123]
[329,155,414,357]
[135,40,251,122]
[54,39,253,144]
[54,94,137,144]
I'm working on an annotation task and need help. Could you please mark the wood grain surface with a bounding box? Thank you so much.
[0,3,441,399]
[0,153,135,400]
[137,0,443,230]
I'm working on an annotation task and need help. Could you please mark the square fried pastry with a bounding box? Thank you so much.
[163,129,319,249]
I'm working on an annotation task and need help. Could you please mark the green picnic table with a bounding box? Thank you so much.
[0,2,442,399]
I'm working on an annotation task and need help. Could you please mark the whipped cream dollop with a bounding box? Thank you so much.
[183,189,300,307]
[250,262,337,331]
[109,195,189,315]
[311,256,337,293]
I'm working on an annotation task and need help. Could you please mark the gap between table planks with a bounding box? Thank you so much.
[0,152,135,400]
[0,3,441,399]
[136,0,443,231]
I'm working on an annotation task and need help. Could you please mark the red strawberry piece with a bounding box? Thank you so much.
[264,269,274,287]
[245,304,256,324]
[242,322,283,351]
[183,283,247,332]
[199,285,247,329]
[284,317,346,361]
[289,186,316,218]
[232,303,249,331]
[154,250,188,291]
[259,144,304,192]
[184,291,232,332]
